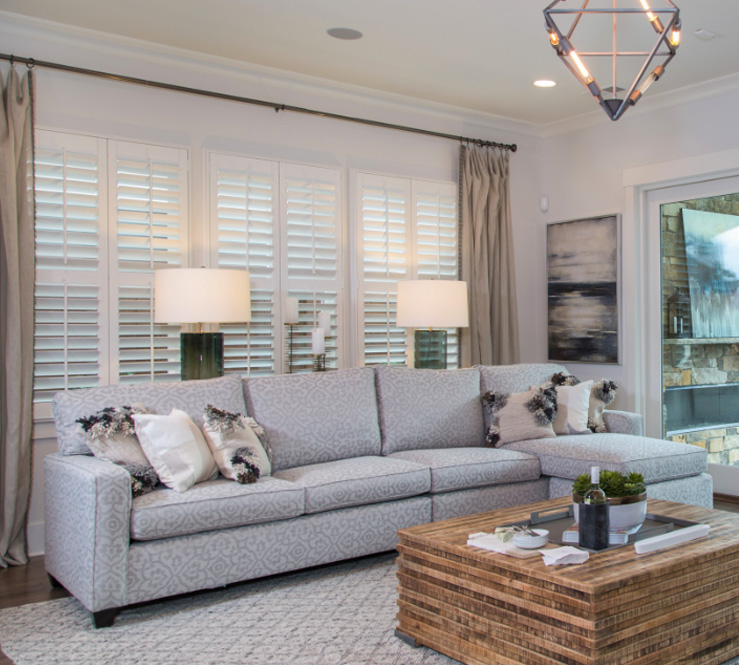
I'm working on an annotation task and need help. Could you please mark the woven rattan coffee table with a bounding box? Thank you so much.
[396,497,739,665]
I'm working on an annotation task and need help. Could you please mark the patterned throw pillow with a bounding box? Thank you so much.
[551,372,618,433]
[133,409,219,492]
[201,405,271,484]
[76,404,151,467]
[117,463,160,498]
[482,383,557,447]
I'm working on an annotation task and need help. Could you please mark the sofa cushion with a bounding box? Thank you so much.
[389,448,541,494]
[273,456,430,514]
[501,433,707,484]
[375,366,485,455]
[52,373,246,456]
[244,368,381,472]
[130,476,304,541]
[478,363,567,395]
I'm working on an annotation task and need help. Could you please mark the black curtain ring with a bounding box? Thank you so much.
[27,58,35,69]
[9,54,14,66]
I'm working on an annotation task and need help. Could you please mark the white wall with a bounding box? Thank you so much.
[534,84,739,419]
[1,14,543,555]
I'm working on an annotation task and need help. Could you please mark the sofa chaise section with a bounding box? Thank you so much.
[478,362,713,508]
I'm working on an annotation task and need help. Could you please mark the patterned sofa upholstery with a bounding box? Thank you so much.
[44,363,712,628]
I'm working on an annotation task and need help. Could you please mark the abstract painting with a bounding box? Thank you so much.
[547,215,619,364]
[682,209,739,338]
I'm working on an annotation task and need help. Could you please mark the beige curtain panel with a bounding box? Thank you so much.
[459,144,520,366]
[0,67,35,567]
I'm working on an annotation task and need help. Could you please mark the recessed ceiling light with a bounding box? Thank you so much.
[327,27,363,40]
[533,80,557,88]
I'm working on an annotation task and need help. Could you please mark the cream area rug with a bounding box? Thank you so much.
[1,553,738,665]
[0,553,451,665]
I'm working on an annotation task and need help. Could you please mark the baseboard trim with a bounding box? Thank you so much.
[714,492,739,506]
[27,521,45,558]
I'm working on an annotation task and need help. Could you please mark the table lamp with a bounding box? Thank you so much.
[154,268,251,380]
[396,280,469,369]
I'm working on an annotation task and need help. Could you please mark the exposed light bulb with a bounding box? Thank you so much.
[569,50,593,83]
[549,30,560,47]
[670,27,681,46]
[639,0,656,22]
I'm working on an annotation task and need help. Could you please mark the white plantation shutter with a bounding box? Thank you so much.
[33,131,108,417]
[282,163,342,372]
[355,172,460,368]
[413,181,460,367]
[109,142,189,383]
[356,173,411,366]
[210,154,278,375]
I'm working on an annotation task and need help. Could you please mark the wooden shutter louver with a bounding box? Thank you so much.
[284,173,339,280]
[356,174,411,366]
[211,154,278,375]
[111,143,188,383]
[33,132,107,413]
[33,282,102,404]
[414,182,460,367]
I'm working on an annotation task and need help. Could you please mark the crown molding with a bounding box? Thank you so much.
[539,71,739,138]
[0,10,541,142]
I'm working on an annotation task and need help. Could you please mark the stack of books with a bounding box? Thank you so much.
[562,523,642,545]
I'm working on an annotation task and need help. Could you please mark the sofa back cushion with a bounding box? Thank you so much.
[375,366,485,455]
[52,373,246,456]
[478,363,568,395]
[243,368,381,472]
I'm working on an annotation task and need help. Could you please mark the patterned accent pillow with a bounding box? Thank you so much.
[551,373,618,433]
[201,405,271,484]
[76,404,152,468]
[133,409,219,492]
[589,379,618,432]
[117,463,159,497]
[552,380,593,435]
[482,383,557,447]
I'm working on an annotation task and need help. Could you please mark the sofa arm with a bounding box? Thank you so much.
[44,453,131,614]
[602,410,643,437]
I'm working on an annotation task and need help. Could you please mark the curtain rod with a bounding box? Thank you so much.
[0,53,517,152]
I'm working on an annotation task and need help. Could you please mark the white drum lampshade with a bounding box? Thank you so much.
[154,268,251,326]
[396,280,468,369]
[154,268,251,380]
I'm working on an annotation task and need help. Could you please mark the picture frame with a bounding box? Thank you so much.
[547,214,620,364]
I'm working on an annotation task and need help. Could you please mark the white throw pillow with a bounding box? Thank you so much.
[553,380,593,435]
[133,409,218,492]
[201,405,271,483]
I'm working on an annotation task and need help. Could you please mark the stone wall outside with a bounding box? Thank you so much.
[661,195,739,466]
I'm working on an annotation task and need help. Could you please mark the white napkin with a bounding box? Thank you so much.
[540,545,589,566]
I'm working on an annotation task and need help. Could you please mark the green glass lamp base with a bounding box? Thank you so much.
[181,332,224,381]
[414,329,447,369]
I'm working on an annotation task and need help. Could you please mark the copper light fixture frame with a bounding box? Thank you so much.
[544,0,681,121]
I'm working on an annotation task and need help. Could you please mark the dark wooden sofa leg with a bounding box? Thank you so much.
[91,608,118,628]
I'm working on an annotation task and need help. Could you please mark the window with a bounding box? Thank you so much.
[33,130,189,418]
[34,135,460,418]
[355,172,460,367]
[209,153,342,375]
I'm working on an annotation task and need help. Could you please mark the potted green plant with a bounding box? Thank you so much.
[572,470,647,529]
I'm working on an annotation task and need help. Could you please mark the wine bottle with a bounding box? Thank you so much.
[578,466,610,550]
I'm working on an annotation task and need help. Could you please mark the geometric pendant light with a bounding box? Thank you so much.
[544,0,680,121]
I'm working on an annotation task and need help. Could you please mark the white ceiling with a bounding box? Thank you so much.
[1,0,737,125]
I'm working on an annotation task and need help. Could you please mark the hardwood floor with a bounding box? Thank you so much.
[2,498,738,665]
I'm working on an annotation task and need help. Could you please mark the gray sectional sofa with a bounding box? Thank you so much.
[44,363,712,627]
